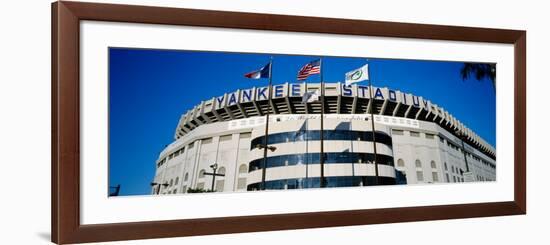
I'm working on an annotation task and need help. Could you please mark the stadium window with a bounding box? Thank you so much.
[397,159,405,167]
[240,132,252,139]
[445,173,450,182]
[432,172,439,182]
[175,177,179,185]
[392,129,404,136]
[184,173,189,182]
[220,134,233,142]
[415,159,422,168]
[410,131,420,137]
[430,161,437,169]
[444,162,448,171]
[218,167,226,176]
[216,180,224,191]
[237,178,247,189]
[425,133,435,139]
[416,171,424,181]
[239,164,248,174]
[202,137,213,144]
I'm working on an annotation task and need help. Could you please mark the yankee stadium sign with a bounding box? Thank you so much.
[212,82,431,110]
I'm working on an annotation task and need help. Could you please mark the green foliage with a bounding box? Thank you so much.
[460,62,496,92]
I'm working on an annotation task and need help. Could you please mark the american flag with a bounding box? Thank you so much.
[297,59,321,80]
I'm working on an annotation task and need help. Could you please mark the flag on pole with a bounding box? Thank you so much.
[301,89,320,104]
[345,64,369,86]
[297,59,321,80]
[293,121,307,141]
[244,63,271,79]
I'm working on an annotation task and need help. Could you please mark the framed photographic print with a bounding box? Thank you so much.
[52,1,526,244]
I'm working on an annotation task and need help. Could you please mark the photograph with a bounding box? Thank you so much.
[108,48,496,196]
[41,0,534,243]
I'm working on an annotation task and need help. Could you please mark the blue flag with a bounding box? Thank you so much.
[244,63,271,79]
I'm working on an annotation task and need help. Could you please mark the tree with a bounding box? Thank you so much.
[460,63,496,92]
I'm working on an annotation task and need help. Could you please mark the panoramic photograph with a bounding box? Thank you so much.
[108,48,496,197]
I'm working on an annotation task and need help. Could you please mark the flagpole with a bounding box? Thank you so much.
[350,120,355,178]
[367,62,380,185]
[305,82,309,188]
[319,58,326,188]
[260,57,273,190]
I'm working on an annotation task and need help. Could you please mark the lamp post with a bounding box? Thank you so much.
[255,144,276,190]
[255,144,277,152]
[455,130,473,182]
[150,182,168,195]
[204,163,226,191]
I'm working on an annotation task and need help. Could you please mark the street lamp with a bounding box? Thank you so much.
[150,182,168,195]
[204,163,225,191]
[455,130,472,182]
[254,144,277,190]
[254,144,277,152]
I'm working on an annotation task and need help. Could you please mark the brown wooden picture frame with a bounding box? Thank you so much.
[51,1,526,244]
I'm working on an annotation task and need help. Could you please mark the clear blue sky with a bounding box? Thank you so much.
[109,48,496,196]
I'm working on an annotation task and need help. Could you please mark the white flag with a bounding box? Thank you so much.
[301,89,320,104]
[345,64,369,86]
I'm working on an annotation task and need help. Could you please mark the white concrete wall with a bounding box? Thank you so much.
[153,115,495,194]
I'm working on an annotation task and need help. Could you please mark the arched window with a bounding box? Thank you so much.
[430,161,437,169]
[199,169,206,178]
[415,160,422,168]
[239,164,248,174]
[218,167,226,176]
[184,173,189,182]
[169,179,173,186]
[397,159,405,167]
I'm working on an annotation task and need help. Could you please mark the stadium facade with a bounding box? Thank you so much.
[151,83,496,194]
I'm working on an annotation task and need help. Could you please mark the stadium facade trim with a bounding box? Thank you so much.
[151,83,496,194]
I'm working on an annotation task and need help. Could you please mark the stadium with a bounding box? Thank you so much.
[151,82,496,194]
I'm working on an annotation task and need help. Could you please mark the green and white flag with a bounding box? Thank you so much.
[345,64,369,86]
